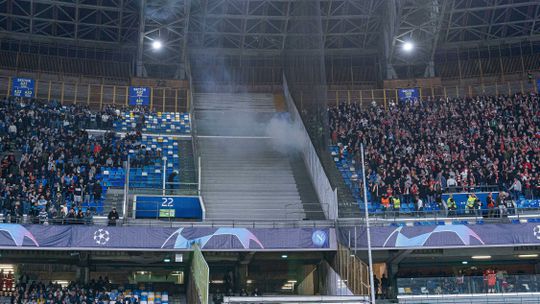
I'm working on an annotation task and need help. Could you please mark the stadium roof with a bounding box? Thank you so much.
[1,0,539,78]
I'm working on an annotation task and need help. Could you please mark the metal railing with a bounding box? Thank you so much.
[0,214,337,229]
[397,274,540,295]
[338,207,540,227]
[334,244,371,296]
[327,78,539,109]
[0,75,189,111]
[284,202,329,220]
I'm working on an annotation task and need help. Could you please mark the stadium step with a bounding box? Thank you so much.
[103,188,125,216]
[288,151,326,220]
[194,92,324,221]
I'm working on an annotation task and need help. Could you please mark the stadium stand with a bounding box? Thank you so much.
[0,97,191,223]
[329,93,540,216]
[10,277,172,304]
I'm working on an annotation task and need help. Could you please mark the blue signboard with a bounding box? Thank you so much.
[397,87,420,103]
[129,86,150,106]
[11,78,35,98]
[536,79,540,93]
[135,195,204,219]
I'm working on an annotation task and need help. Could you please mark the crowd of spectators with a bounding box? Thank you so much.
[329,93,540,211]
[0,97,162,223]
[9,276,158,304]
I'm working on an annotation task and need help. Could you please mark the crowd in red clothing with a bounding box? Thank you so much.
[329,93,540,207]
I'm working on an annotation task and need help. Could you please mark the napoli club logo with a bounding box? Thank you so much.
[93,229,110,245]
[534,225,540,240]
[312,230,327,247]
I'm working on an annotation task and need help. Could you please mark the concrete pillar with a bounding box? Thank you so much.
[237,264,248,291]
[387,262,399,299]
[75,266,89,284]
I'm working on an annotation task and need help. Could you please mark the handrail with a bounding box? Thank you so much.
[197,156,201,196]
[0,214,336,229]
[337,206,540,227]
[282,74,339,220]
[185,50,202,202]
[285,202,329,220]
[397,274,540,296]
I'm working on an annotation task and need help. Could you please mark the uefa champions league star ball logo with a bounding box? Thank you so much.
[534,225,540,240]
[93,229,110,245]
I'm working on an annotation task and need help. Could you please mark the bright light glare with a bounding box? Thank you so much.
[402,42,414,52]
[471,255,491,260]
[152,40,163,50]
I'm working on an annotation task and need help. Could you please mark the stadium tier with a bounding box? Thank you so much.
[329,94,540,218]
[0,98,191,221]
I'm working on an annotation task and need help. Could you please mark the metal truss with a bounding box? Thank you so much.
[136,0,189,79]
[441,0,540,48]
[383,0,449,79]
[0,0,139,48]
[384,0,540,79]
[0,0,539,80]
[187,0,383,56]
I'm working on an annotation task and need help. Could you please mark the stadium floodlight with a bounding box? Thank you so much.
[152,40,163,50]
[402,41,414,52]
[471,255,491,260]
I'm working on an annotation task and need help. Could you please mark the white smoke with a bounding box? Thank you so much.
[265,114,306,154]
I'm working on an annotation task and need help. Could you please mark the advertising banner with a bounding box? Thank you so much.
[397,88,420,103]
[129,86,150,106]
[0,224,332,251]
[340,223,540,249]
[11,78,35,98]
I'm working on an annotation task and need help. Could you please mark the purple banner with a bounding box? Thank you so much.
[0,224,332,251]
[340,223,540,249]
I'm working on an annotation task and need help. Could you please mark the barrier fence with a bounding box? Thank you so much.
[190,244,209,304]
[2,75,538,113]
[0,75,189,112]
[397,274,540,295]
[335,244,371,296]
[283,74,338,220]
[327,79,539,109]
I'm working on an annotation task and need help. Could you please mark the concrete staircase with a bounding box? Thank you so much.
[103,188,123,215]
[177,139,197,194]
[194,93,275,136]
[199,137,305,220]
[193,92,324,221]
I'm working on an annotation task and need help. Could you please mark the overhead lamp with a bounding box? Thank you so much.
[402,41,414,52]
[152,40,163,50]
[517,254,538,258]
[471,255,491,260]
